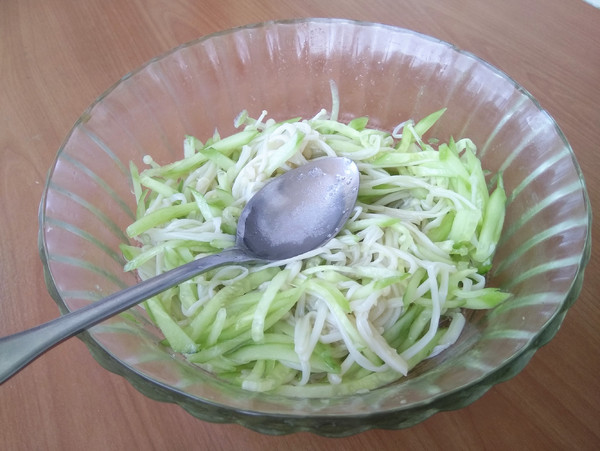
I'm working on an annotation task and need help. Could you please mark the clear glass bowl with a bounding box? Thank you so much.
[38,19,591,436]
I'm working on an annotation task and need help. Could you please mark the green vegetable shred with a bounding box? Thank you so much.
[121,92,509,397]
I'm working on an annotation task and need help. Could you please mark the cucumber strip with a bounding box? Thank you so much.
[145,296,197,354]
[126,202,198,237]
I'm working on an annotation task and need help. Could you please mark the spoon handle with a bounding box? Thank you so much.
[0,247,256,384]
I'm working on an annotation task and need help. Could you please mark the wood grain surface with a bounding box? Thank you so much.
[1,1,598,449]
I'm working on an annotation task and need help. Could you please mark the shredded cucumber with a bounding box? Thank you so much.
[121,97,509,397]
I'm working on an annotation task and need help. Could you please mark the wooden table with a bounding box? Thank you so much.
[1,1,598,449]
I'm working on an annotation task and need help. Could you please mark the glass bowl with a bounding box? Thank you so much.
[38,18,591,436]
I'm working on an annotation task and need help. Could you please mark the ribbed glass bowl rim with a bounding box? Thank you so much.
[38,17,592,434]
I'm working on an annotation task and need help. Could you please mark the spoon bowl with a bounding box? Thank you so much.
[238,157,359,260]
[0,156,359,383]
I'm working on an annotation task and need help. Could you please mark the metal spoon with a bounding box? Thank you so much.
[0,156,359,383]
